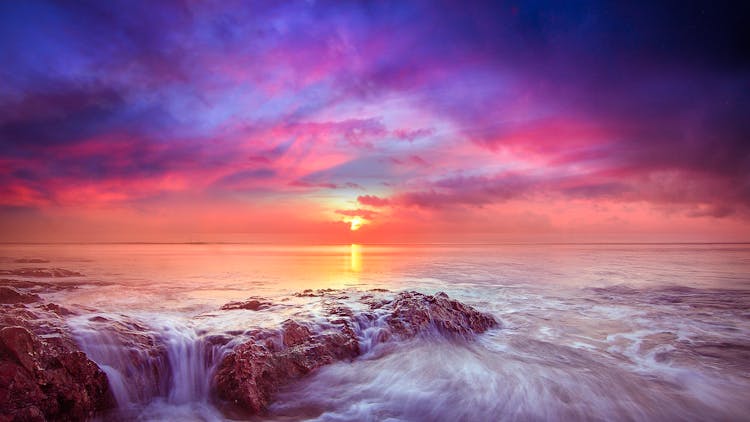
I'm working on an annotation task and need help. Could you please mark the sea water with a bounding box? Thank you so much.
[1,243,748,421]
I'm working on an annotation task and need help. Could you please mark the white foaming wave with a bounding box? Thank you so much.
[271,332,750,422]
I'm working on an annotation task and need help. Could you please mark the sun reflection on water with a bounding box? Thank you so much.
[350,244,362,272]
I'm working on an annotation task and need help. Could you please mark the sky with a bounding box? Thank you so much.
[0,0,748,243]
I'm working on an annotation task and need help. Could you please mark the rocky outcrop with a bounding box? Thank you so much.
[0,287,41,305]
[214,319,359,413]
[0,269,83,278]
[0,309,112,421]
[383,291,497,338]
[220,298,272,311]
[214,291,496,415]
[0,278,113,421]
[0,279,80,295]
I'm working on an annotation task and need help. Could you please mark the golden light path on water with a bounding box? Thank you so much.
[350,244,363,273]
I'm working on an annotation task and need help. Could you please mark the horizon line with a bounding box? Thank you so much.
[1,241,749,246]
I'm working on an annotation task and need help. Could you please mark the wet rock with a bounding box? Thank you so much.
[323,301,354,318]
[282,320,312,347]
[383,291,497,338]
[0,279,79,294]
[221,298,272,311]
[40,303,74,317]
[294,289,316,297]
[0,287,41,305]
[293,288,338,298]
[13,259,50,264]
[214,291,495,415]
[214,318,359,414]
[0,268,84,278]
[0,324,112,421]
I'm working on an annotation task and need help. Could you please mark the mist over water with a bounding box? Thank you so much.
[1,243,748,420]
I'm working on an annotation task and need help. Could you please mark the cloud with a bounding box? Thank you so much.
[335,208,379,220]
[357,195,391,207]
[0,0,748,240]
[392,128,434,142]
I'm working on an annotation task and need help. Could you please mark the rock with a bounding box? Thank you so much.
[323,301,354,318]
[384,291,497,338]
[0,268,83,278]
[214,318,359,414]
[0,290,114,421]
[293,288,338,298]
[0,325,112,421]
[13,259,50,264]
[0,287,40,305]
[220,298,271,311]
[282,320,312,347]
[214,291,495,415]
[0,279,79,294]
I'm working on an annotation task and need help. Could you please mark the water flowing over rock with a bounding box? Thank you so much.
[71,315,171,407]
[214,291,496,414]
[69,313,224,417]
[0,290,112,421]
[1,280,497,420]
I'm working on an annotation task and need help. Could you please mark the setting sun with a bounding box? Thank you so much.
[349,216,364,231]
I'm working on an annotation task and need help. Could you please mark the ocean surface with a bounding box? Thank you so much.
[1,243,749,421]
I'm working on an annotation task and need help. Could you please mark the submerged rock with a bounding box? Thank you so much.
[214,291,496,415]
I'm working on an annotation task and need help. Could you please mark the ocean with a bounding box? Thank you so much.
[1,243,749,421]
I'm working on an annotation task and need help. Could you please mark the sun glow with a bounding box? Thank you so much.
[349,216,364,231]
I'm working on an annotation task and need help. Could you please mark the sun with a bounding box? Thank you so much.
[349,216,364,231]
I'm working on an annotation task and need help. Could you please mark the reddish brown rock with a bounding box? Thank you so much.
[214,319,359,414]
[0,287,40,305]
[293,288,338,298]
[0,268,83,278]
[384,291,497,337]
[0,285,113,421]
[0,279,79,294]
[214,291,496,415]
[0,325,112,421]
[220,298,271,311]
